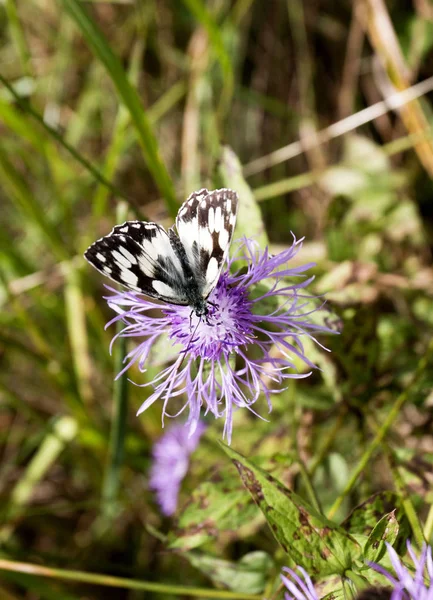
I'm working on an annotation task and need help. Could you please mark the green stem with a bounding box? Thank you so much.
[386,451,425,548]
[0,559,260,599]
[424,504,433,542]
[328,336,433,520]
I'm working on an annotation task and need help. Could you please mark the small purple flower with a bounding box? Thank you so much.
[370,542,433,600]
[105,237,333,442]
[149,421,206,516]
[281,566,319,600]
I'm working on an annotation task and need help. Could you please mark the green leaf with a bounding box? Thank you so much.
[219,146,269,247]
[342,492,410,556]
[363,511,399,564]
[169,452,294,551]
[186,551,273,594]
[60,0,178,216]
[168,475,260,551]
[219,443,361,577]
[342,492,401,537]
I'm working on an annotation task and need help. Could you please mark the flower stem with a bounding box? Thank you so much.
[328,335,433,520]
[0,559,260,599]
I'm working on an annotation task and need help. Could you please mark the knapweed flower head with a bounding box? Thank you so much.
[369,542,433,600]
[281,566,320,600]
[149,421,206,516]
[105,237,333,442]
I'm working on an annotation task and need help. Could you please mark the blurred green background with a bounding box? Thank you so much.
[1,1,433,598]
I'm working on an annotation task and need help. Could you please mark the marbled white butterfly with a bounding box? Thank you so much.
[84,188,239,317]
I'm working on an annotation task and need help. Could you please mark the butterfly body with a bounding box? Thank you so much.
[84,188,238,317]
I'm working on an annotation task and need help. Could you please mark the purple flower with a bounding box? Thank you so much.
[281,566,320,600]
[105,237,333,442]
[369,542,433,600]
[149,421,206,516]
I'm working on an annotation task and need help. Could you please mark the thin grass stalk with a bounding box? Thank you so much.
[60,0,178,216]
[328,335,433,519]
[0,417,78,544]
[100,202,129,521]
[0,560,261,599]
[363,0,433,177]
[91,37,145,221]
[0,73,131,203]
[4,0,32,76]
[64,264,93,406]
[100,330,128,521]
[0,146,68,261]
[252,125,433,202]
[424,504,433,542]
[386,450,425,548]
[182,0,234,120]
[243,75,433,176]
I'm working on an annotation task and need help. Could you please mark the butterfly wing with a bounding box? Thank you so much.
[84,221,190,305]
[175,188,238,298]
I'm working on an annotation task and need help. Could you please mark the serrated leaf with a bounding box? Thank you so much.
[220,443,361,577]
[363,511,399,564]
[219,146,269,247]
[186,551,273,594]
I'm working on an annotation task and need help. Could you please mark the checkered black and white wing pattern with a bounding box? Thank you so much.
[175,188,238,298]
[84,222,190,305]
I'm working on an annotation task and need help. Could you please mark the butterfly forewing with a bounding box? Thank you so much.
[84,223,190,305]
[175,188,238,298]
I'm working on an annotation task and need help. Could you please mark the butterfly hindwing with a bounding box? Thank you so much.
[84,223,190,305]
[175,188,238,298]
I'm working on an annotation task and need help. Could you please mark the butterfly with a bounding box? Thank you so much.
[84,188,239,317]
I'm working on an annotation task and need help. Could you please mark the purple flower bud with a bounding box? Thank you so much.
[149,422,206,516]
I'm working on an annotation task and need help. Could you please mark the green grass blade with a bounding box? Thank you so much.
[100,202,129,523]
[182,0,234,117]
[91,38,144,221]
[0,73,131,203]
[60,0,178,216]
[100,325,128,522]
[4,0,32,77]
[0,559,261,599]
[0,416,78,543]
[0,146,68,261]
[64,264,93,406]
